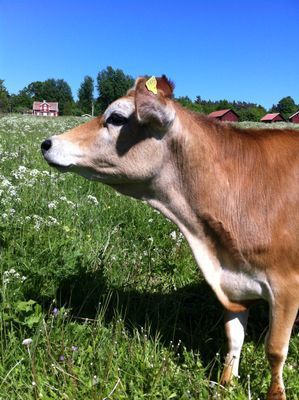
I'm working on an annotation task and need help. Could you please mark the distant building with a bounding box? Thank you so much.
[33,100,59,117]
[260,113,285,123]
[208,109,239,122]
[289,110,299,123]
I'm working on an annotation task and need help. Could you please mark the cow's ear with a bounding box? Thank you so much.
[134,75,175,128]
[156,75,175,98]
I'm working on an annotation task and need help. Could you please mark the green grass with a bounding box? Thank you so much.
[0,115,298,399]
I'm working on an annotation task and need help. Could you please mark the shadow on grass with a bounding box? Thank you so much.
[56,267,270,370]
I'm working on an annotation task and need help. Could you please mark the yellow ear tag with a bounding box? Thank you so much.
[145,76,158,95]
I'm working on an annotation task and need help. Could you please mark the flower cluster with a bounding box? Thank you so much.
[3,268,26,285]
[169,230,184,245]
[87,195,99,205]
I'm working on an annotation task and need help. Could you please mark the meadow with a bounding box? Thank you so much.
[0,115,298,399]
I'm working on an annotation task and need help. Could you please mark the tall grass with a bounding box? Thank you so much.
[0,115,298,399]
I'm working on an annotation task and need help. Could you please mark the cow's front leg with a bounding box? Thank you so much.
[266,295,298,400]
[220,309,249,385]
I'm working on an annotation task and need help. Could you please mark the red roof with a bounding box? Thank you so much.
[33,101,59,111]
[260,113,283,121]
[289,110,299,119]
[208,109,232,118]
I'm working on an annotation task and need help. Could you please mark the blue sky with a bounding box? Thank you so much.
[0,0,298,109]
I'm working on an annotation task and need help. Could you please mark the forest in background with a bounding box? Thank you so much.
[0,66,298,121]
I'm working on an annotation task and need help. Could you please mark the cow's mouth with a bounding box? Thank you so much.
[47,162,72,173]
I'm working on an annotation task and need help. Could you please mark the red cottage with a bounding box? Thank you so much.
[33,100,59,117]
[289,110,299,123]
[260,113,285,123]
[208,109,239,122]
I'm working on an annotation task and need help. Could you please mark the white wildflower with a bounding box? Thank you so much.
[29,169,40,177]
[92,375,99,386]
[33,215,43,230]
[22,338,33,346]
[66,200,76,208]
[48,201,58,210]
[87,195,98,205]
[47,216,59,226]
[170,231,177,241]
[1,178,12,187]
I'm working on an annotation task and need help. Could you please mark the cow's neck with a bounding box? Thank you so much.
[146,161,248,312]
[157,113,232,242]
[164,112,271,264]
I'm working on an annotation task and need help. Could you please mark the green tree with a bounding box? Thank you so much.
[63,101,82,116]
[10,88,32,113]
[216,99,231,111]
[96,66,134,113]
[195,97,219,115]
[26,81,44,100]
[53,79,74,115]
[237,105,266,122]
[0,80,10,113]
[271,96,297,119]
[78,76,94,115]
[176,96,203,113]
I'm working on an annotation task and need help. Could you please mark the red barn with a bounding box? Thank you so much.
[33,100,59,117]
[208,109,239,122]
[260,113,285,123]
[289,110,299,123]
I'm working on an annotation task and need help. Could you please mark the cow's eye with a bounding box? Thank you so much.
[106,113,128,126]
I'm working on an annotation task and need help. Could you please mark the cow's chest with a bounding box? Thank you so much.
[147,197,273,307]
[220,267,270,302]
[182,228,272,306]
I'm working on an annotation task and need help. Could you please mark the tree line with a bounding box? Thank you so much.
[0,66,134,117]
[0,66,298,121]
[177,95,298,122]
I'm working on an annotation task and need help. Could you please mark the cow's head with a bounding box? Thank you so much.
[41,76,176,194]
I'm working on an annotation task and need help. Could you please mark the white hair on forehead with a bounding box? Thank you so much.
[104,97,135,120]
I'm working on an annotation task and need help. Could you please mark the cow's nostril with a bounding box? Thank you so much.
[41,139,52,153]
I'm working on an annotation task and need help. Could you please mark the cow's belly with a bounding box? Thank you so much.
[220,268,271,302]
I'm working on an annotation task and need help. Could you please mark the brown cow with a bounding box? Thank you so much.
[41,76,299,399]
